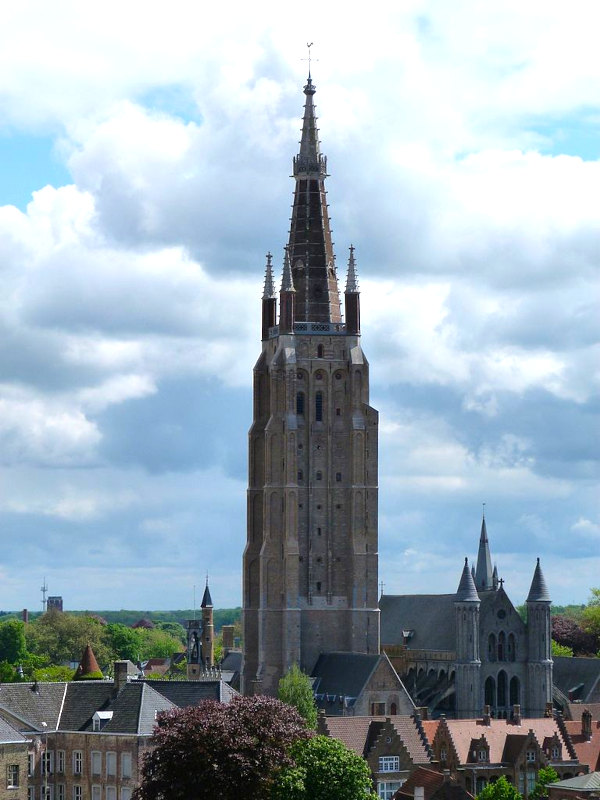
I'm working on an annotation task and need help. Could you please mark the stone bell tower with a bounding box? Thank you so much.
[242,74,379,696]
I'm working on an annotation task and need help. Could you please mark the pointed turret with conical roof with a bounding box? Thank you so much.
[74,644,103,680]
[526,558,552,716]
[454,557,481,717]
[201,576,214,667]
[287,74,341,324]
[456,557,480,602]
[475,512,494,591]
[526,557,551,603]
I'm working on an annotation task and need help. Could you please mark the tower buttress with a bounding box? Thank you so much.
[526,558,552,717]
[454,557,482,718]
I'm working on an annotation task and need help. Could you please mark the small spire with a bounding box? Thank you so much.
[201,575,213,609]
[262,252,276,299]
[526,557,551,603]
[475,510,494,591]
[456,557,480,603]
[281,247,295,292]
[345,245,359,293]
[492,564,499,590]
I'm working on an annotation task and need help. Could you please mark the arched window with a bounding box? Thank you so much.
[485,676,495,707]
[390,702,397,715]
[508,633,516,662]
[315,392,323,422]
[510,676,520,706]
[296,392,305,415]
[498,671,507,707]
[498,631,506,661]
[317,344,324,358]
[488,633,497,662]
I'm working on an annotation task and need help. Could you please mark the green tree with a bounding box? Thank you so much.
[477,777,522,800]
[154,622,186,644]
[530,767,559,800]
[551,640,573,657]
[136,628,184,660]
[0,620,27,663]
[278,663,318,729]
[273,735,377,800]
[25,610,112,666]
[104,624,142,662]
[32,665,75,682]
[581,588,600,642]
[0,661,20,682]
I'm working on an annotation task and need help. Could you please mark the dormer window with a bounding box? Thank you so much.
[92,711,113,732]
[526,749,536,763]
[478,749,488,762]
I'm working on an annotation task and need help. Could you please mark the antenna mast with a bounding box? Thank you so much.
[41,577,48,613]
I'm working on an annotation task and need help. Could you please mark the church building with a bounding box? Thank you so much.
[241,73,380,697]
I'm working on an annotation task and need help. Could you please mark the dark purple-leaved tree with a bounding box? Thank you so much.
[133,695,312,800]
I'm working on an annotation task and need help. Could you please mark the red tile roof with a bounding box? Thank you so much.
[564,719,600,772]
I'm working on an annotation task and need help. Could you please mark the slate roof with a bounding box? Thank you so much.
[554,658,600,704]
[58,682,114,730]
[548,772,600,790]
[0,682,67,731]
[0,715,28,743]
[201,583,213,608]
[380,594,456,651]
[141,679,237,706]
[456,558,480,603]
[440,718,572,764]
[311,652,382,698]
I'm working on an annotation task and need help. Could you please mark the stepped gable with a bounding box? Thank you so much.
[0,682,67,731]
[421,719,441,746]
[439,717,572,764]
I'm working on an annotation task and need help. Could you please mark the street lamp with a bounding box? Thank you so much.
[41,722,47,800]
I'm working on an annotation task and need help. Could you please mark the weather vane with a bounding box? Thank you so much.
[302,42,318,77]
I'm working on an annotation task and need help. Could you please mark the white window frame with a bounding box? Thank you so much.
[91,751,102,776]
[43,751,54,775]
[378,781,403,800]
[92,785,101,800]
[378,756,400,773]
[105,787,117,800]
[551,746,560,759]
[41,786,54,800]
[106,752,117,778]
[526,749,536,763]
[28,788,35,800]
[73,787,82,800]
[72,751,82,775]
[56,784,65,800]
[56,751,65,774]
[7,764,19,788]
[28,753,34,777]
[121,752,132,779]
[478,749,488,762]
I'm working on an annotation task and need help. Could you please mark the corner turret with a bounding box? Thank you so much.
[526,558,552,717]
[454,558,481,717]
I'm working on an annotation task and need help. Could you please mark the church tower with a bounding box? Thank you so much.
[242,75,380,696]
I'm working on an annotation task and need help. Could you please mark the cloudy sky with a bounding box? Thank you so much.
[0,1,598,612]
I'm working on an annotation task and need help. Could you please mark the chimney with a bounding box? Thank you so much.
[513,704,522,726]
[114,661,129,693]
[582,709,592,741]
[483,705,492,726]
[415,787,425,800]
[222,625,235,652]
[544,702,554,718]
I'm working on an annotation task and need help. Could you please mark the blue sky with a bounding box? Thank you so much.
[0,0,598,612]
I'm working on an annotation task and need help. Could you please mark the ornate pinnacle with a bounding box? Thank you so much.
[345,245,359,293]
[281,247,295,292]
[262,252,276,299]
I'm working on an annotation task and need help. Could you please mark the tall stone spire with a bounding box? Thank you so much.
[279,247,295,334]
[475,512,494,591]
[345,245,360,335]
[288,75,341,324]
[261,252,277,340]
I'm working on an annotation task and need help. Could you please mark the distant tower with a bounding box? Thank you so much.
[242,74,379,695]
[454,558,482,718]
[475,513,494,591]
[526,558,553,716]
[201,579,214,667]
[186,619,203,679]
[47,596,63,612]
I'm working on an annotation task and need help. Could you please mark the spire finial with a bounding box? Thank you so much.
[302,42,317,82]
[345,244,359,293]
[262,252,276,299]
[482,501,486,519]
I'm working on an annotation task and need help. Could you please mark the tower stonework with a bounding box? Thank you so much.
[242,76,379,696]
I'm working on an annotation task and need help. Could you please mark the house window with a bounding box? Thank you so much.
[378,781,403,799]
[315,392,323,421]
[7,764,19,788]
[56,786,65,800]
[73,789,82,800]
[106,752,117,777]
[106,788,116,800]
[371,702,386,715]
[379,756,400,772]
[121,791,132,800]
[121,753,132,779]
[56,751,65,774]
[72,752,82,775]
[28,754,34,777]
[28,788,35,800]
[91,787,101,800]
[440,747,447,762]
[551,746,560,759]
[526,750,536,763]
[478,749,488,762]
[91,752,101,775]
[42,787,54,800]
[43,751,54,774]
[527,770,536,792]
